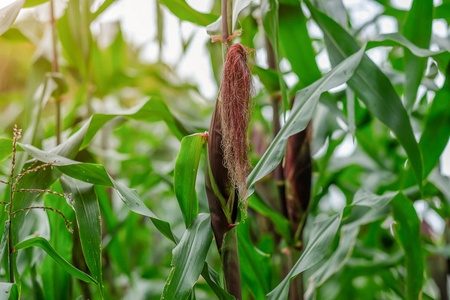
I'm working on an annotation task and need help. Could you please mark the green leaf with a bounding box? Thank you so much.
[0,221,10,269]
[402,0,433,110]
[237,221,271,300]
[92,0,116,20]
[247,45,366,195]
[81,98,188,148]
[174,134,206,228]
[42,182,74,300]
[0,139,13,163]
[15,237,97,284]
[200,264,235,300]
[391,193,424,300]
[279,2,322,87]
[305,226,359,297]
[18,143,114,187]
[261,0,289,115]
[162,214,213,300]
[19,128,178,244]
[367,33,444,58]
[112,179,178,243]
[206,0,251,40]
[248,192,291,243]
[158,0,218,27]
[419,64,450,177]
[23,0,49,8]
[252,66,280,94]
[306,190,399,296]
[0,0,25,36]
[307,1,424,188]
[60,176,103,290]
[266,214,342,299]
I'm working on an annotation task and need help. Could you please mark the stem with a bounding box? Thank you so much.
[50,0,61,145]
[222,0,229,43]
[221,227,242,300]
[8,129,19,283]
[265,37,288,217]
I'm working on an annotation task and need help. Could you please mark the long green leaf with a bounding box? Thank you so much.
[162,214,213,300]
[42,182,74,300]
[19,142,178,243]
[391,193,424,300]
[200,264,235,300]
[402,0,433,110]
[307,1,423,187]
[367,33,444,58]
[248,193,291,243]
[261,0,289,115]
[306,190,398,296]
[0,139,13,163]
[60,176,103,290]
[246,45,366,195]
[15,237,97,284]
[237,221,271,300]
[419,64,450,177]
[158,0,218,27]
[267,214,342,299]
[174,134,206,228]
[81,98,189,147]
[279,2,321,87]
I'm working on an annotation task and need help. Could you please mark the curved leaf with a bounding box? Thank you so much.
[419,64,450,177]
[200,264,235,300]
[174,134,206,228]
[279,2,321,87]
[261,0,289,114]
[15,237,97,284]
[367,33,445,58]
[246,45,366,195]
[19,142,177,244]
[307,1,424,188]
[60,176,103,289]
[391,193,424,300]
[162,214,213,300]
[402,0,433,111]
[267,214,342,299]
[159,0,218,27]
[237,221,271,299]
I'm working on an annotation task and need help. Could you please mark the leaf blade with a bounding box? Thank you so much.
[162,214,213,300]
[174,134,206,228]
[15,237,97,284]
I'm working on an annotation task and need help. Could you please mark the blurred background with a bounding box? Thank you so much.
[0,0,449,298]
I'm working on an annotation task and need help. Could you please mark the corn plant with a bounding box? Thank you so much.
[0,0,449,299]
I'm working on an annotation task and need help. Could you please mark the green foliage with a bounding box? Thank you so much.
[174,134,206,227]
[0,0,449,299]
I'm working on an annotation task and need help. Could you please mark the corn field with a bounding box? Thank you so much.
[0,0,449,299]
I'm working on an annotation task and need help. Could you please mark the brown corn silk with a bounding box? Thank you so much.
[220,44,254,199]
[206,43,253,250]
